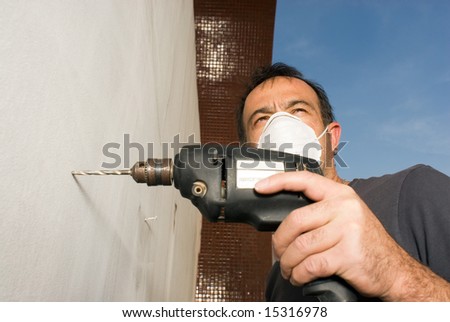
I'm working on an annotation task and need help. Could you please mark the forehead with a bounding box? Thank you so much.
[244,76,320,112]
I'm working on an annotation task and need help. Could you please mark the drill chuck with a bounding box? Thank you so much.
[130,159,173,186]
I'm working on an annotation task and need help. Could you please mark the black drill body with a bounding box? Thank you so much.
[172,143,321,231]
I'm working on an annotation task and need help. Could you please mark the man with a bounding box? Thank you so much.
[237,63,450,301]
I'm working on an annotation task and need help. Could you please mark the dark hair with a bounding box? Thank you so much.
[236,62,335,142]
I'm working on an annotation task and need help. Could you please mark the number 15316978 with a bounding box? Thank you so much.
[264,306,327,318]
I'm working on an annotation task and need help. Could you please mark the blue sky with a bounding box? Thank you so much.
[272,0,450,179]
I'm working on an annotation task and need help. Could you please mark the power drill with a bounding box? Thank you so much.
[73,143,358,301]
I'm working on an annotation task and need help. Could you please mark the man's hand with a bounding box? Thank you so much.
[255,171,450,301]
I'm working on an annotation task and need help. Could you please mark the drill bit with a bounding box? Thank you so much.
[71,170,131,176]
[71,158,173,186]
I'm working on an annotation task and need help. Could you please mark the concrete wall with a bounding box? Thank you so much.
[0,0,201,301]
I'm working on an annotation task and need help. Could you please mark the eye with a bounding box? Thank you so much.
[291,108,306,115]
[254,115,269,127]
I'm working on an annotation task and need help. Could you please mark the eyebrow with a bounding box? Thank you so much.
[246,99,315,129]
[286,99,314,111]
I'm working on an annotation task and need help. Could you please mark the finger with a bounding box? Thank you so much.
[272,200,333,259]
[254,171,347,202]
[288,246,345,286]
[278,219,342,280]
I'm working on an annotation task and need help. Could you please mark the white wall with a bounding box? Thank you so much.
[0,0,201,301]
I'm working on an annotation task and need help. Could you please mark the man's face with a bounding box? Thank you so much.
[243,76,326,144]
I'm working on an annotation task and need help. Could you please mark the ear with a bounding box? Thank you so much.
[327,121,342,152]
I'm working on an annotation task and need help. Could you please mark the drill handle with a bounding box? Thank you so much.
[303,276,359,302]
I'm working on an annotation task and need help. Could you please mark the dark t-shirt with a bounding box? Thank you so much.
[265,164,450,301]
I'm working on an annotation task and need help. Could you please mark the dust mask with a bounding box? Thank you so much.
[257,111,327,162]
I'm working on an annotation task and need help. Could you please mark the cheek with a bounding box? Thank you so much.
[304,119,320,133]
[246,128,263,144]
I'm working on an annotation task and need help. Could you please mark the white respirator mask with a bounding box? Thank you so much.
[257,111,327,162]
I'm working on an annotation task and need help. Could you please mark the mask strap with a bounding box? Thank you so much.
[317,126,328,140]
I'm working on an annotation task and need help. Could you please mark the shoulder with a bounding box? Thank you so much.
[350,164,449,192]
[398,165,450,208]
[400,164,450,188]
[351,164,450,224]
[349,165,450,229]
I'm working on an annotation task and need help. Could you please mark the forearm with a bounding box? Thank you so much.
[381,250,450,301]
